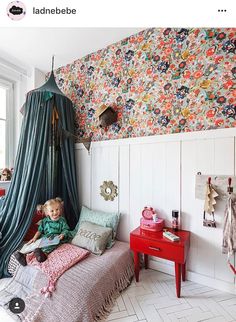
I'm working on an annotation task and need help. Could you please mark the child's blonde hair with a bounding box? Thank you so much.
[37,197,63,214]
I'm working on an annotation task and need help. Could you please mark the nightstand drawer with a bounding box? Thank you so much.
[130,236,185,263]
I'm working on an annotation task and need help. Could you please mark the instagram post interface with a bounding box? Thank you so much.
[0,1,235,321]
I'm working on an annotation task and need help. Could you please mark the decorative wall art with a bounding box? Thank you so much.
[100,181,118,201]
[54,28,236,142]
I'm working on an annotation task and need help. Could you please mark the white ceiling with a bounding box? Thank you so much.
[0,28,144,73]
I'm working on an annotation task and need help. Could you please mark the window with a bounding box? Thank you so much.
[0,79,14,169]
[0,86,6,168]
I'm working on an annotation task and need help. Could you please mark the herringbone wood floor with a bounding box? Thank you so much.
[102,269,236,322]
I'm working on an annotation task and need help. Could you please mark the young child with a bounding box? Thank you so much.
[15,197,72,266]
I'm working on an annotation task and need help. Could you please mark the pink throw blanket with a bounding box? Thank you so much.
[26,244,90,297]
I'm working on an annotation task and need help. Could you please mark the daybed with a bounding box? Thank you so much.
[0,240,134,322]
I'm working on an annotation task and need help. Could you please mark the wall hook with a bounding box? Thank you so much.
[227,177,233,194]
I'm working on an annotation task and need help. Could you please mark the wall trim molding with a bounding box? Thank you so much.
[149,259,236,295]
[0,56,29,77]
[75,128,236,150]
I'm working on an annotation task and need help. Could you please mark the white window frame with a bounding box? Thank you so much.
[0,79,14,168]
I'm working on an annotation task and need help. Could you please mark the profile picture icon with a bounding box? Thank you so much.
[9,297,25,314]
[7,1,26,20]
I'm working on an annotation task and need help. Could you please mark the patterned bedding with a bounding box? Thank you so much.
[0,241,134,322]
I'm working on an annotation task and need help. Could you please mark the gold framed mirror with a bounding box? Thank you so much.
[100,181,118,201]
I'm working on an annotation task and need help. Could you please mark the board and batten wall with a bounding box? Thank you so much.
[75,127,236,294]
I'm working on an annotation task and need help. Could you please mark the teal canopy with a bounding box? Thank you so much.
[0,72,80,277]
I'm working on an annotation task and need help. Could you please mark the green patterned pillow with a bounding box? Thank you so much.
[75,206,120,248]
[72,221,112,255]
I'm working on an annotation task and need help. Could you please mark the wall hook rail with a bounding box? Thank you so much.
[195,175,236,200]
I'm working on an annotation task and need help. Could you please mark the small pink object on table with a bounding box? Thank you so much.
[140,217,164,232]
[141,206,164,232]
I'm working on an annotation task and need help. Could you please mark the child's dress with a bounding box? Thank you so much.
[38,216,72,253]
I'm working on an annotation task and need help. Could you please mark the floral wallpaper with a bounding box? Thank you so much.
[54,28,236,141]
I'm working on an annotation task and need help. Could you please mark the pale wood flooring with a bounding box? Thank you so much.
[103,269,236,322]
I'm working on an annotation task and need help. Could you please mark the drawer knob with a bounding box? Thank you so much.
[149,246,161,251]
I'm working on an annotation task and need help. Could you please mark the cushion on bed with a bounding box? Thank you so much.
[72,221,112,255]
[75,206,120,248]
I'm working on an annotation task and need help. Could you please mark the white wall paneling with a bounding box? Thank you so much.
[129,144,143,230]
[214,138,234,175]
[213,137,234,284]
[117,145,130,242]
[182,137,235,285]
[91,145,119,213]
[75,128,236,294]
[75,147,91,209]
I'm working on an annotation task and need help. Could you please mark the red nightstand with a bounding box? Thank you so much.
[130,227,190,298]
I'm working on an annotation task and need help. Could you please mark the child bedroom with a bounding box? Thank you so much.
[0,27,236,322]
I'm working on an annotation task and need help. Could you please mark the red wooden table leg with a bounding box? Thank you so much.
[175,262,182,298]
[144,254,148,269]
[182,263,186,282]
[134,251,140,282]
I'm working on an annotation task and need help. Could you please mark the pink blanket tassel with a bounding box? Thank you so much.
[40,281,56,298]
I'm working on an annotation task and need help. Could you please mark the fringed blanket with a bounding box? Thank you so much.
[0,241,134,322]
[0,265,38,321]
[26,244,90,297]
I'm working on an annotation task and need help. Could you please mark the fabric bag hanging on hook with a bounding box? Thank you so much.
[222,195,236,274]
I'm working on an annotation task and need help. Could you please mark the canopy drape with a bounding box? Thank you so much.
[0,73,80,277]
